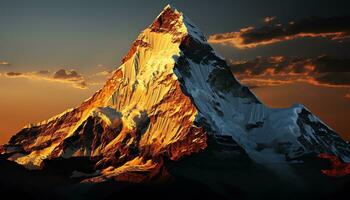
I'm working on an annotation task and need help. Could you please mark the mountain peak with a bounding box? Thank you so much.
[2,4,350,184]
[164,4,174,9]
[162,4,176,13]
[150,4,183,33]
[121,5,206,64]
[150,5,206,41]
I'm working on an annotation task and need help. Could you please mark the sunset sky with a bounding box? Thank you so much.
[1,0,350,144]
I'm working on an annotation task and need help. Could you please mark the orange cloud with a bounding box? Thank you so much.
[0,60,10,66]
[263,16,276,23]
[2,68,114,89]
[238,76,350,89]
[87,70,114,86]
[209,30,347,49]
[93,70,113,77]
[4,69,87,89]
[230,55,350,88]
[209,16,350,49]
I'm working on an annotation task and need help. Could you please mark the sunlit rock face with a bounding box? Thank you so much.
[0,5,207,182]
[1,5,350,182]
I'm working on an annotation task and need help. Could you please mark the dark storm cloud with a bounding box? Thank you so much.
[209,16,350,49]
[229,55,350,87]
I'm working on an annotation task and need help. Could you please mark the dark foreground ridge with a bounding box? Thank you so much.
[1,140,350,200]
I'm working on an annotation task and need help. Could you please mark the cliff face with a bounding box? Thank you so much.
[1,5,350,183]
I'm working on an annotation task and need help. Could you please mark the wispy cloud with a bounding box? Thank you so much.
[5,72,22,76]
[209,16,350,49]
[263,16,276,23]
[4,69,87,89]
[229,55,350,88]
[87,70,114,86]
[3,68,114,89]
[0,60,11,66]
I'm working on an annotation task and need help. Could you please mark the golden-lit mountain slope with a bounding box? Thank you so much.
[0,5,207,182]
[1,5,350,183]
